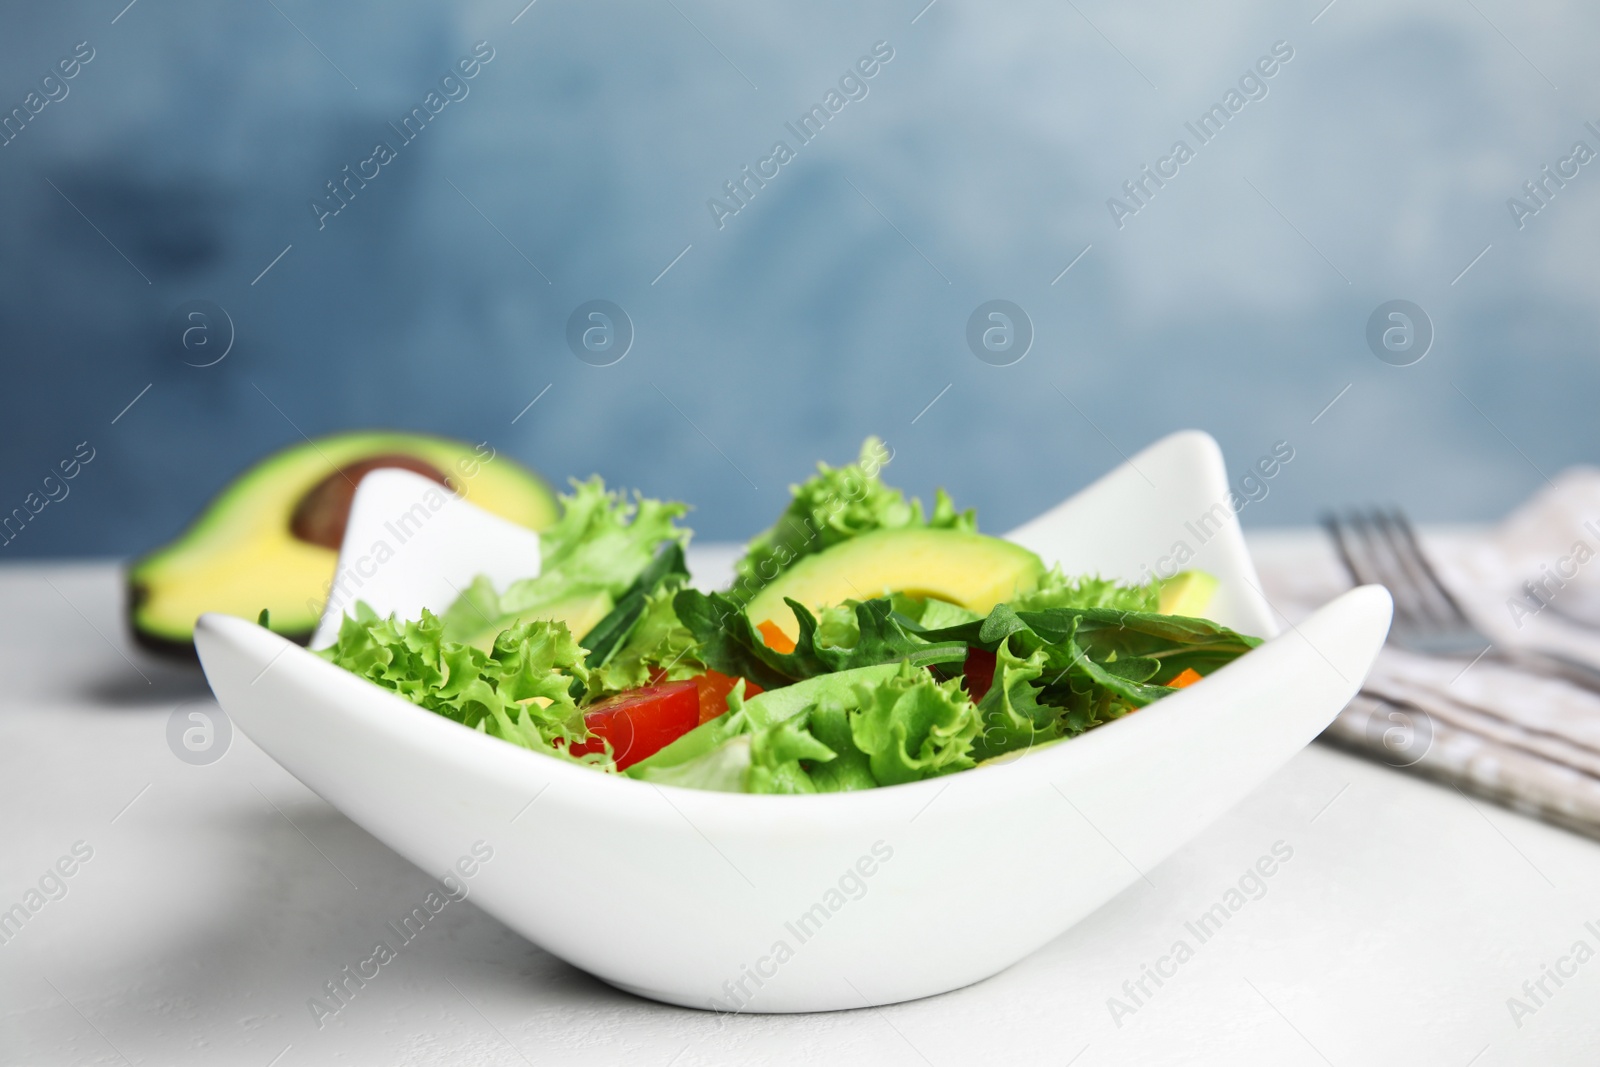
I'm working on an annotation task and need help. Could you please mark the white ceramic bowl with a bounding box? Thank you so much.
[195,430,1391,1013]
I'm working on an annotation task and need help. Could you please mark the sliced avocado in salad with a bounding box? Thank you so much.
[745,527,1046,643]
[733,436,975,594]
[316,441,1262,792]
[1157,569,1219,617]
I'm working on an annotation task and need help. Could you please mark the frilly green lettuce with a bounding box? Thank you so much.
[441,477,689,644]
[847,661,981,786]
[969,642,1057,761]
[318,606,606,767]
[1010,569,1159,613]
[732,438,974,592]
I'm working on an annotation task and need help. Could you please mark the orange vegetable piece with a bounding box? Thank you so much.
[1166,667,1203,689]
[757,619,797,655]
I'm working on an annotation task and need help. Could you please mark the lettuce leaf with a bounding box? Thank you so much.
[659,662,972,796]
[577,543,709,698]
[441,478,689,644]
[318,606,606,767]
[891,593,984,630]
[625,663,907,793]
[848,661,981,786]
[517,476,689,607]
[586,585,706,698]
[969,642,1058,761]
[747,717,838,794]
[731,438,975,592]
[631,735,753,792]
[1010,569,1159,613]
[803,694,878,792]
[735,661,981,792]
[579,542,689,665]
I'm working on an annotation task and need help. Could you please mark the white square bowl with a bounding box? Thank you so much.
[195,430,1390,1013]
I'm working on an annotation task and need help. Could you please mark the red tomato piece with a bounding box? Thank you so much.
[567,680,700,770]
[964,647,997,701]
[693,669,763,724]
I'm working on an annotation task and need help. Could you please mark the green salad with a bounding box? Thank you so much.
[318,440,1261,793]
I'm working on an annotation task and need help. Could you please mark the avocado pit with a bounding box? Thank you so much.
[289,454,453,550]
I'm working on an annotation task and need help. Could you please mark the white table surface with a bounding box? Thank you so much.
[3,538,1599,1066]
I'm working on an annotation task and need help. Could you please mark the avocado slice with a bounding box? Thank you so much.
[128,431,560,658]
[745,528,1045,641]
[1157,570,1219,616]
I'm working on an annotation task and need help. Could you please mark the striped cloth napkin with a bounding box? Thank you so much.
[1252,469,1600,840]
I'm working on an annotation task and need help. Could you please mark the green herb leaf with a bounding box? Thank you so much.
[673,589,965,690]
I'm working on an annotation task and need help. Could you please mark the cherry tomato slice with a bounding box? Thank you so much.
[693,669,764,724]
[964,647,997,701]
[567,680,700,770]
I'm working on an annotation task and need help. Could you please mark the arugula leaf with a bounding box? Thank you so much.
[1025,607,1262,679]
[732,438,975,592]
[525,586,1264,793]
[822,594,982,649]
[919,605,1258,680]
[915,600,1260,730]
[673,589,966,690]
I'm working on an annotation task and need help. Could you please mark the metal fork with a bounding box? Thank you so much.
[1323,508,1600,694]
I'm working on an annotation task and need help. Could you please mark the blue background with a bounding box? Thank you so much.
[2,0,1596,556]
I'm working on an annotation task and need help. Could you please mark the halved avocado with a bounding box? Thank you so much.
[128,431,560,657]
[746,528,1046,641]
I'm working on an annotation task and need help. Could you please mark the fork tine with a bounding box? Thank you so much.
[1365,510,1450,625]
[1383,508,1473,626]
[1321,512,1367,585]
[1342,510,1429,627]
